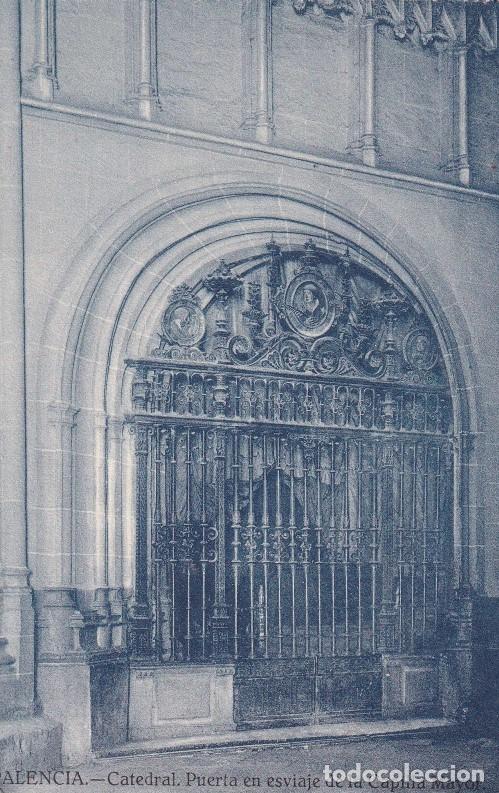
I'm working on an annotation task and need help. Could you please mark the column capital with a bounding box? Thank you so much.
[107,415,125,441]
[47,400,79,429]
[0,565,31,590]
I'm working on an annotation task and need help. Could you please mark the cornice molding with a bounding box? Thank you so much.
[291,0,498,54]
[21,98,499,204]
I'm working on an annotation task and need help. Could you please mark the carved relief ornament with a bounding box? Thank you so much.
[291,0,498,53]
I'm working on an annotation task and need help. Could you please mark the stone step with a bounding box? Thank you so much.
[0,717,62,769]
[101,718,455,759]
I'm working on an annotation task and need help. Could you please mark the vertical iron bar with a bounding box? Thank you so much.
[154,426,162,657]
[315,440,323,656]
[185,429,192,660]
[169,426,177,658]
[330,440,336,656]
[371,441,378,654]
[289,437,297,658]
[343,439,350,655]
[275,436,283,658]
[232,429,241,658]
[212,428,229,658]
[357,440,363,656]
[247,433,256,658]
[434,444,441,636]
[422,442,429,646]
[200,429,208,659]
[398,441,405,653]
[262,434,269,658]
[410,443,417,653]
[302,441,311,657]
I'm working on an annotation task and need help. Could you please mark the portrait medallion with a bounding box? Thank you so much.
[162,298,206,347]
[403,328,438,372]
[284,273,335,338]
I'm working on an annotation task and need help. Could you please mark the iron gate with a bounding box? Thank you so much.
[148,425,452,664]
[128,239,454,726]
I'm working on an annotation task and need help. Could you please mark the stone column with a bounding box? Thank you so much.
[34,403,84,661]
[107,416,126,649]
[455,46,470,187]
[255,0,273,144]
[0,0,35,716]
[29,0,56,101]
[361,9,377,167]
[136,0,159,120]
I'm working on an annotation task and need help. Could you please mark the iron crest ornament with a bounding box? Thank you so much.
[142,238,447,388]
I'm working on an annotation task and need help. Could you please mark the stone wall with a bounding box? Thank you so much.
[21,107,499,600]
[19,0,499,190]
[1,0,498,764]
[375,32,454,180]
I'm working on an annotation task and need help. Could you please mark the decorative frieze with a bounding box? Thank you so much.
[128,240,452,443]
[134,239,449,393]
[291,0,498,54]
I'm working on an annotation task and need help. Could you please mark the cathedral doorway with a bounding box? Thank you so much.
[127,239,453,730]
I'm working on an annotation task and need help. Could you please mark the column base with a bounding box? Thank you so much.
[27,66,55,102]
[0,571,35,716]
[37,650,129,764]
[34,587,84,658]
[34,587,129,762]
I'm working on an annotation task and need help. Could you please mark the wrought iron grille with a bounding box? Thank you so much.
[127,240,455,664]
[131,364,452,437]
[143,421,453,662]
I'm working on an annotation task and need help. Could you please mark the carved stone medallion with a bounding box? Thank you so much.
[162,296,205,348]
[283,272,335,339]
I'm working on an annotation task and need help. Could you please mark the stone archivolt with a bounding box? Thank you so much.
[291,0,498,53]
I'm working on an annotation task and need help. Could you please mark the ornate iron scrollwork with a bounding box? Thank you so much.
[127,237,454,666]
[132,238,448,417]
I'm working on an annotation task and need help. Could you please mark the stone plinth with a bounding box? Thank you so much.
[382,655,441,719]
[128,664,235,741]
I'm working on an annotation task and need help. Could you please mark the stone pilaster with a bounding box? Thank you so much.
[0,0,35,717]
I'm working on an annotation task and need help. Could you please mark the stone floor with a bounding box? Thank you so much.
[11,733,498,793]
